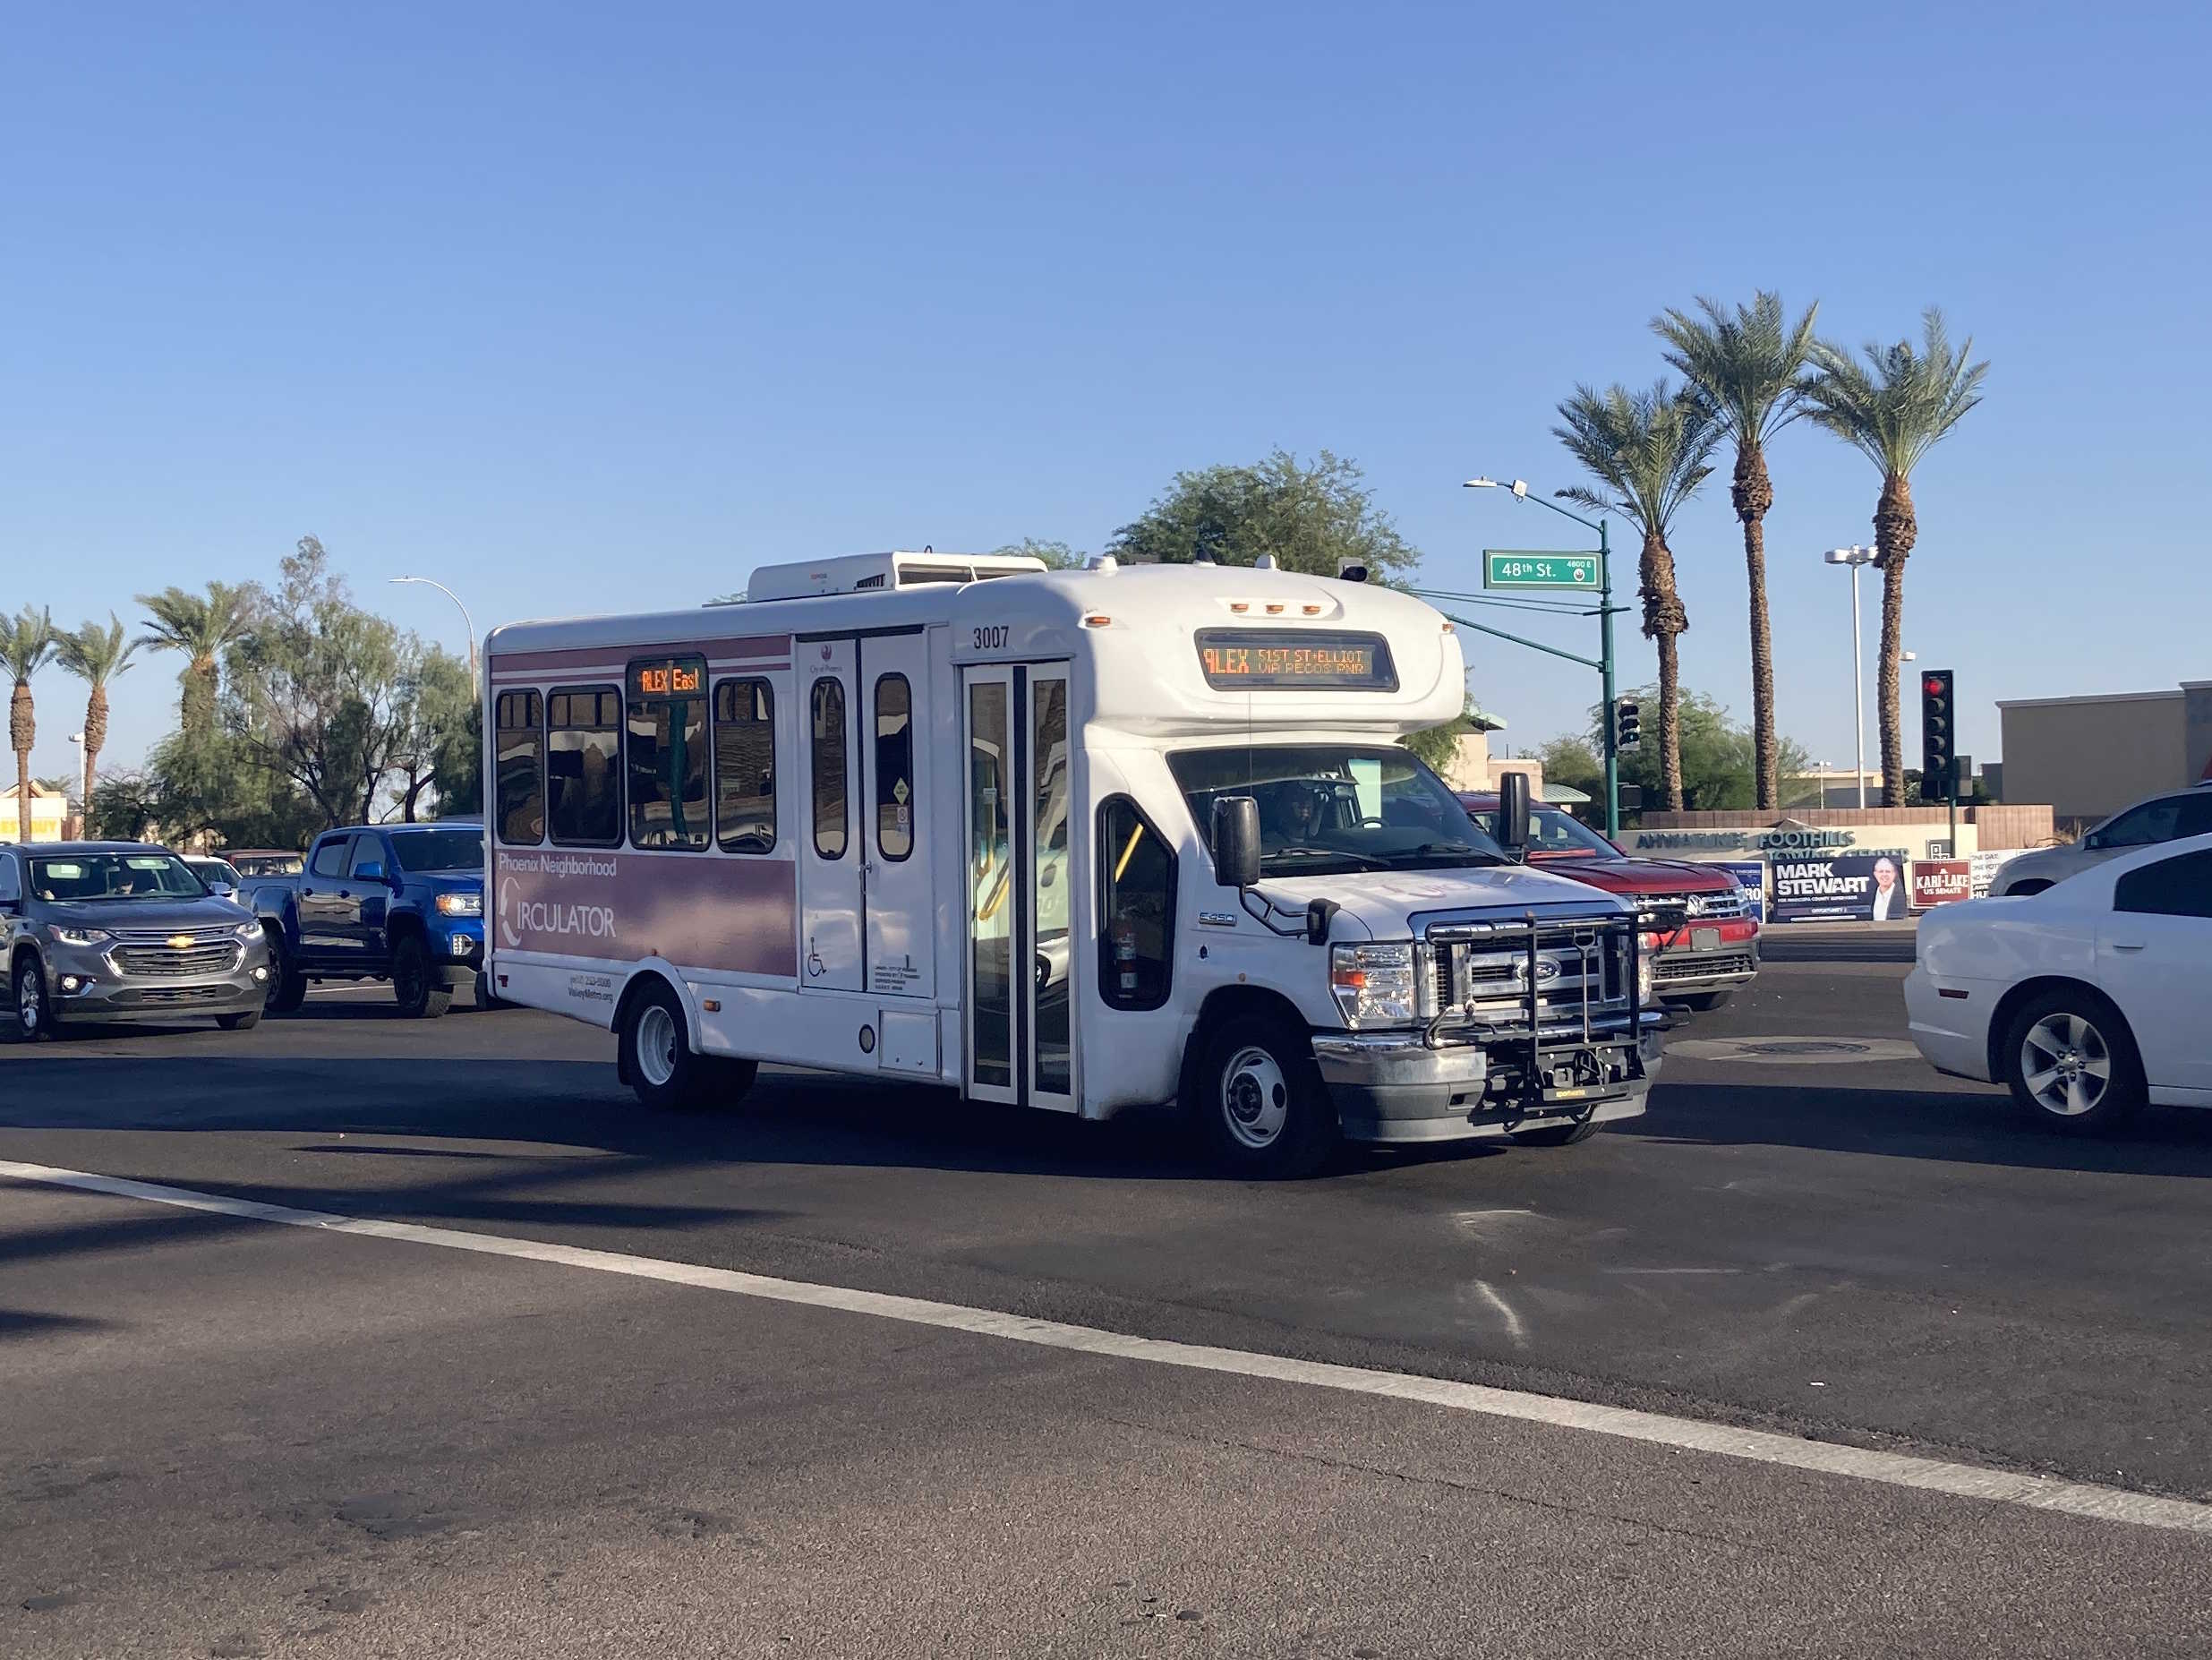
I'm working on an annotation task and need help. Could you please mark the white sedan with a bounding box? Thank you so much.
[1905,831,2212,1132]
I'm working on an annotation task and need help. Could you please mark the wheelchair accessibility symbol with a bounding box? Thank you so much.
[807,937,825,978]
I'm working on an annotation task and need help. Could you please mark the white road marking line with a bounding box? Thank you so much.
[4,1159,2209,1538]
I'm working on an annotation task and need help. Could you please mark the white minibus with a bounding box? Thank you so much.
[482,550,1661,1176]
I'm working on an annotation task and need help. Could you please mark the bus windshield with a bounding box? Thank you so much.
[1168,746,1508,878]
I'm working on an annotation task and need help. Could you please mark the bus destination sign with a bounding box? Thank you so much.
[630,657,705,698]
[1194,629,1397,691]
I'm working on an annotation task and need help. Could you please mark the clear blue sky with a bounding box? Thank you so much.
[6,1,2206,788]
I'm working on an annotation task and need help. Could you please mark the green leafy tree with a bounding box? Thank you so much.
[95,726,322,850]
[2,606,57,843]
[1803,309,1987,806]
[990,537,1085,569]
[136,581,253,736]
[87,767,164,842]
[55,613,139,823]
[1552,382,1721,811]
[1109,449,1416,577]
[227,536,413,828]
[1536,733,1604,802]
[389,646,478,820]
[1653,292,1821,810]
[428,699,483,818]
[1581,687,1814,813]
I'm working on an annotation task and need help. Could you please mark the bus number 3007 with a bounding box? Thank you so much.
[972,626,1009,651]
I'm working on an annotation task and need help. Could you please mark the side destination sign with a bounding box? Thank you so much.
[1483,551,1601,590]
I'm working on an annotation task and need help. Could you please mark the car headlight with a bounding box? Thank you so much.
[436,892,483,916]
[49,925,110,947]
[234,920,264,939]
[1637,950,1655,1005]
[1329,942,1416,1027]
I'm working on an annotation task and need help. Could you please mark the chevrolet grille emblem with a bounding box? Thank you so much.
[167,935,195,949]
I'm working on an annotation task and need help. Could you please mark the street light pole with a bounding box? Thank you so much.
[1465,478,1626,835]
[1598,516,1617,837]
[389,577,478,680]
[1823,546,1877,809]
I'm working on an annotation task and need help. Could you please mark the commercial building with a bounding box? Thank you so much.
[0,785,72,844]
[1997,681,2212,831]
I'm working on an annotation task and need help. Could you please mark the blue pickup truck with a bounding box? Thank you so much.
[244,822,487,1017]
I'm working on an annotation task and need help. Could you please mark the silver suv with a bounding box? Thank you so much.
[1,843,274,1038]
[1992,783,2212,896]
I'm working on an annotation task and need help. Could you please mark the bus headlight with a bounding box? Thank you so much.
[1329,943,1415,1027]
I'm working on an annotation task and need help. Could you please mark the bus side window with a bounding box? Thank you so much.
[811,678,847,860]
[626,656,709,851]
[548,686,623,848]
[714,678,776,853]
[1097,796,1174,1011]
[875,673,912,861]
[495,689,545,846]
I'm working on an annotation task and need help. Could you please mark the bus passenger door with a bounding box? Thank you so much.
[799,639,864,992]
[961,663,1076,1112]
[860,633,934,998]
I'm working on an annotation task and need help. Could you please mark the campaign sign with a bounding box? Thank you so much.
[1970,848,2022,898]
[1717,860,1767,921]
[1772,849,1911,923]
[1909,859,1971,911]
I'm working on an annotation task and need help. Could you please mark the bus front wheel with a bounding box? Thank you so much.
[620,981,754,1111]
[1191,1014,1337,1179]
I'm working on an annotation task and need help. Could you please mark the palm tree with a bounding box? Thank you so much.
[137,581,252,735]
[1553,382,1721,811]
[2,607,58,843]
[1653,292,1821,811]
[56,614,139,826]
[1803,309,1987,806]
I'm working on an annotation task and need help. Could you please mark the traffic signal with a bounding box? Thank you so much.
[1920,670,1955,801]
[1612,697,1642,752]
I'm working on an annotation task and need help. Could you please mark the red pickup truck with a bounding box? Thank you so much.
[1458,792,1760,1011]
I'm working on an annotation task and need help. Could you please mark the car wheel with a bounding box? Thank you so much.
[1676,989,1733,1013]
[2003,989,2145,1134]
[619,980,731,1110]
[12,954,56,1041]
[264,930,306,1014]
[218,1011,262,1031]
[392,935,452,1019]
[1511,1117,1601,1147]
[1189,1014,1337,1178]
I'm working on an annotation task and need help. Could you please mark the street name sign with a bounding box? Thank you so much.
[1482,550,1601,590]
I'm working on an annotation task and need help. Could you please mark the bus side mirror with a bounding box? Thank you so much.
[1210,796,1262,890]
[1496,773,1531,860]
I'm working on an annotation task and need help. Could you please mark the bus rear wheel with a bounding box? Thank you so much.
[1191,1014,1337,1179]
[621,981,755,1111]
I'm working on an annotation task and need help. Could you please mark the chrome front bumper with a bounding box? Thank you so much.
[41,936,272,1024]
[1312,1018,1664,1145]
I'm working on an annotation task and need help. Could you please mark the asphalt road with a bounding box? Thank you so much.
[4,956,2209,1656]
